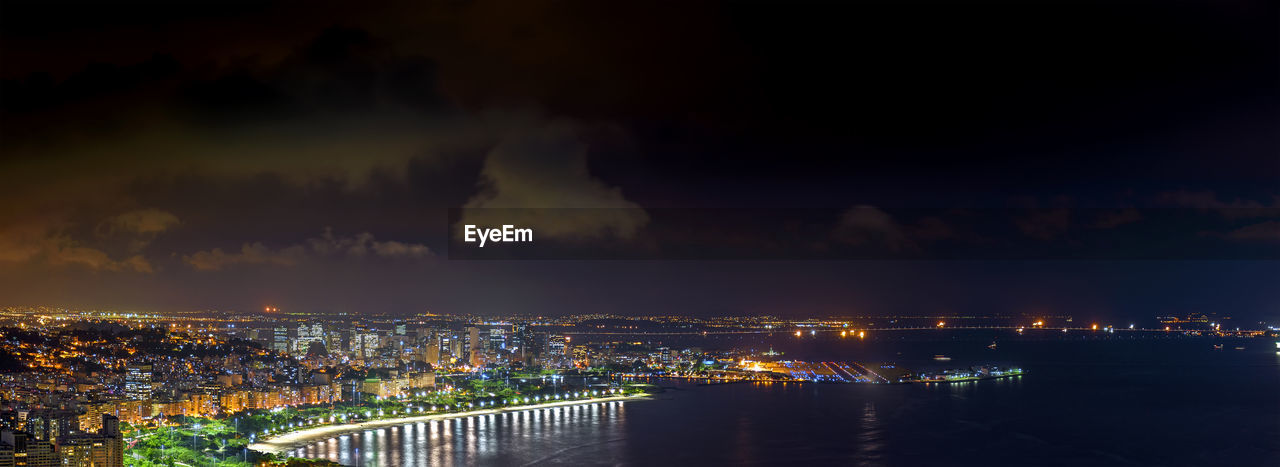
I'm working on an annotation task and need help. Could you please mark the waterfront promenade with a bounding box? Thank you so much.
[247,394,649,454]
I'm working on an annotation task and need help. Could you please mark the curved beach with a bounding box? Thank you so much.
[248,394,648,454]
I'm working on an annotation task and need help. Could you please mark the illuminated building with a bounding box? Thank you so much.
[547,335,567,356]
[294,322,325,354]
[0,429,56,467]
[21,410,74,442]
[272,327,289,353]
[57,415,123,467]
[465,326,480,356]
[124,365,152,401]
[489,328,506,350]
[422,343,440,367]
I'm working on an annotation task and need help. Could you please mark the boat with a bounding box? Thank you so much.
[1234,346,1245,350]
[987,341,998,350]
[1212,344,1223,350]
[933,355,951,361]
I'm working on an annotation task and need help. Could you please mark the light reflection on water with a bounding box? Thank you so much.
[281,339,1280,466]
[287,401,626,466]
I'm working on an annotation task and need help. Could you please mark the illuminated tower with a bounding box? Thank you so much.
[124,364,152,400]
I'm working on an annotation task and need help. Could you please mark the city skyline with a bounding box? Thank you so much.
[1,2,1276,465]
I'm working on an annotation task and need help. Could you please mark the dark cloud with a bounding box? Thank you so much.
[1092,208,1143,229]
[183,228,431,271]
[0,1,1275,320]
[461,117,649,240]
[1225,221,1280,243]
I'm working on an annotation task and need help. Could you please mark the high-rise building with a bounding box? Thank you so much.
[58,414,123,467]
[22,410,75,442]
[547,334,567,357]
[465,326,480,353]
[294,322,325,353]
[0,429,56,467]
[512,322,528,348]
[350,329,380,360]
[489,328,506,350]
[446,334,462,360]
[124,365,152,401]
[272,327,289,353]
[422,343,440,367]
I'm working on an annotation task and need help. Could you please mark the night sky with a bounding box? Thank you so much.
[0,1,1276,322]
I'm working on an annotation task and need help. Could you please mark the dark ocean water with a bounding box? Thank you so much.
[286,333,1280,466]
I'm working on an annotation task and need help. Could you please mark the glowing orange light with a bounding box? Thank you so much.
[1091,324,1098,330]
[858,331,865,339]
[937,321,945,328]
[795,331,802,337]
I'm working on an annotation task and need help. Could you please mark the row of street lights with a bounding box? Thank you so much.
[254,387,625,438]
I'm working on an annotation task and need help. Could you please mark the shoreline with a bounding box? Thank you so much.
[247,394,649,454]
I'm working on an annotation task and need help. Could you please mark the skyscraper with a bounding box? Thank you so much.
[489,328,506,350]
[124,365,152,400]
[548,334,567,357]
[272,327,289,353]
[58,414,123,467]
[0,429,56,467]
[465,327,480,353]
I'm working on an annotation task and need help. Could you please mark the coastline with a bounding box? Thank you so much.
[247,394,649,454]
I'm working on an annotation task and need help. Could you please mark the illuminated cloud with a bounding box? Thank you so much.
[43,240,153,273]
[461,119,648,240]
[184,242,306,271]
[101,209,180,234]
[832,206,916,252]
[308,228,433,259]
[185,229,431,270]
[371,240,432,258]
[0,216,154,273]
